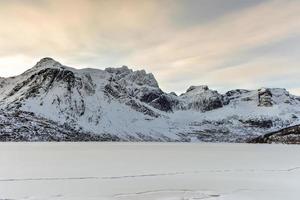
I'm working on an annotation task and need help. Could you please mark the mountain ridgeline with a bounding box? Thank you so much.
[0,57,299,142]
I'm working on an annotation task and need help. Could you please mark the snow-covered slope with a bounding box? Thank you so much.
[0,110,119,141]
[0,57,300,142]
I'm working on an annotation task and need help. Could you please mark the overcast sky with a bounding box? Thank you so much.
[0,0,299,95]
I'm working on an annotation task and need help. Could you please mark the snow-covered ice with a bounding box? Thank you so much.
[0,143,299,200]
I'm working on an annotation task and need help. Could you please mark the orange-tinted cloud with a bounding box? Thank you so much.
[0,0,299,95]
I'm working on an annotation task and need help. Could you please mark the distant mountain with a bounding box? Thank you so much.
[0,57,300,142]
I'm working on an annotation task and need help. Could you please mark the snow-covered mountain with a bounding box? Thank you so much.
[0,57,300,142]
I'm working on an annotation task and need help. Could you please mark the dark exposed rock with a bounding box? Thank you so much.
[104,84,122,99]
[83,74,96,95]
[55,70,76,91]
[140,90,161,103]
[226,89,251,97]
[139,89,173,112]
[7,68,78,99]
[202,99,223,111]
[125,99,160,118]
[249,124,300,144]
[239,119,273,128]
[186,96,224,112]
[225,89,251,101]
[149,95,173,112]
[258,88,273,107]
[0,110,121,142]
[186,85,208,93]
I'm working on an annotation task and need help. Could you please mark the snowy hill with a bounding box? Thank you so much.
[0,57,300,142]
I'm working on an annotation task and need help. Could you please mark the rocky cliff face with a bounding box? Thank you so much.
[178,85,227,111]
[0,110,119,142]
[258,88,273,107]
[0,57,300,142]
[249,124,300,144]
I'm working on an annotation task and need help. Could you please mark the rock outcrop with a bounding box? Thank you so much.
[249,124,300,144]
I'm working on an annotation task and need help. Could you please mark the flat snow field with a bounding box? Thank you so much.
[0,143,300,200]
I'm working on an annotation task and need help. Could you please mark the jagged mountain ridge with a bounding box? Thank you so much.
[0,57,300,142]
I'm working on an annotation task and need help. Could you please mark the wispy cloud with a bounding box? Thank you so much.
[122,0,300,93]
[0,0,299,95]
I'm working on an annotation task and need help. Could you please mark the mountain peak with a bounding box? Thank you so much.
[105,65,132,74]
[39,57,56,62]
[186,85,209,93]
[34,57,62,69]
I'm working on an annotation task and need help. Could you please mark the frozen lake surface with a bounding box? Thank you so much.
[0,143,299,200]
